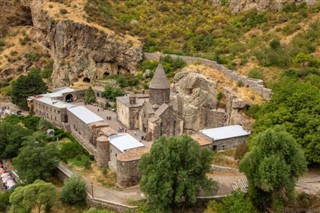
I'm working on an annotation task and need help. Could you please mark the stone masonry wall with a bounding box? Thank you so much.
[214,135,248,150]
[144,52,272,100]
[117,159,141,187]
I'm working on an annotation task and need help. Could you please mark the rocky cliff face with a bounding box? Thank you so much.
[212,0,320,13]
[172,68,253,132]
[20,0,143,88]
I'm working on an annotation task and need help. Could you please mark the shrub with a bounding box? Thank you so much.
[59,8,68,14]
[61,175,87,204]
[234,143,249,161]
[248,69,264,80]
[237,80,244,87]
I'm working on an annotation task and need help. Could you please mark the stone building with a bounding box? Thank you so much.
[116,64,184,140]
[199,125,251,150]
[108,134,145,171]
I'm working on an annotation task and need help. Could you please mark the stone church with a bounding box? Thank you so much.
[116,64,184,140]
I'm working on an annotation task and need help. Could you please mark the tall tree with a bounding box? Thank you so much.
[10,180,56,213]
[11,70,47,109]
[13,141,59,184]
[139,135,217,212]
[61,175,87,204]
[84,86,96,104]
[240,127,307,211]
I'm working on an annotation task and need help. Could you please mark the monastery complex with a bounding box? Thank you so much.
[27,64,251,187]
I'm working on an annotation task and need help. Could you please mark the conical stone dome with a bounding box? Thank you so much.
[149,64,170,89]
[149,64,170,105]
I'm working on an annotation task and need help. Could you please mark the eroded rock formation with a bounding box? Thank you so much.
[19,0,143,88]
[172,69,253,133]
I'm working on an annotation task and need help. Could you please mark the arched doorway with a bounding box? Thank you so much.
[65,94,74,103]
[83,77,91,83]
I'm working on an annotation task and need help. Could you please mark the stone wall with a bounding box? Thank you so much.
[32,100,68,127]
[109,145,122,171]
[116,159,141,187]
[214,135,248,150]
[116,99,130,128]
[149,88,170,105]
[144,52,272,100]
[206,109,227,128]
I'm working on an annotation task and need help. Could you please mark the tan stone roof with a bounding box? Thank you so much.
[97,136,109,142]
[100,127,117,136]
[149,64,170,89]
[117,147,151,161]
[155,103,169,117]
[191,133,212,147]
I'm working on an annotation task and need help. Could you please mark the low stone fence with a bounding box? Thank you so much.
[56,163,138,213]
[144,52,272,100]
[210,165,239,173]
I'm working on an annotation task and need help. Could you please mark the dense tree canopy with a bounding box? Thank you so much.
[84,86,96,104]
[253,69,320,163]
[240,127,307,211]
[139,135,217,212]
[10,180,56,213]
[13,139,59,184]
[0,122,32,159]
[11,71,48,110]
[205,190,257,213]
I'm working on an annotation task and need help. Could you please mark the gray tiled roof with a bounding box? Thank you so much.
[149,64,170,89]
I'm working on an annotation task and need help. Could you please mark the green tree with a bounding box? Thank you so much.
[102,85,124,101]
[205,190,257,213]
[240,127,307,211]
[84,86,96,104]
[253,75,320,163]
[61,175,87,204]
[9,180,56,213]
[139,135,217,212]
[0,122,32,159]
[0,190,13,212]
[11,70,48,110]
[13,141,59,183]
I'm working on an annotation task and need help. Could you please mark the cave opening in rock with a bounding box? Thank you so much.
[83,77,91,83]
[103,71,110,77]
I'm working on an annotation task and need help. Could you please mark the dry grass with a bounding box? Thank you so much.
[212,152,238,169]
[70,163,117,188]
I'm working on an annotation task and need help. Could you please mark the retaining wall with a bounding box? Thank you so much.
[144,52,272,100]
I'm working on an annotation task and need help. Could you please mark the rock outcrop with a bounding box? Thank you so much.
[212,0,320,13]
[172,71,220,132]
[20,0,143,88]
[172,68,254,132]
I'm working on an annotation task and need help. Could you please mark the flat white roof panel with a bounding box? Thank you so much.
[68,106,104,124]
[200,125,251,141]
[37,97,74,109]
[44,87,75,98]
[109,133,144,153]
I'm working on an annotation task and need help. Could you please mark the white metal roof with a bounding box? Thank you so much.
[44,87,75,98]
[200,125,251,141]
[36,97,74,109]
[67,106,104,124]
[109,133,145,153]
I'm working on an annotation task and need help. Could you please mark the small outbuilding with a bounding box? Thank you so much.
[200,125,251,150]
[108,134,145,171]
